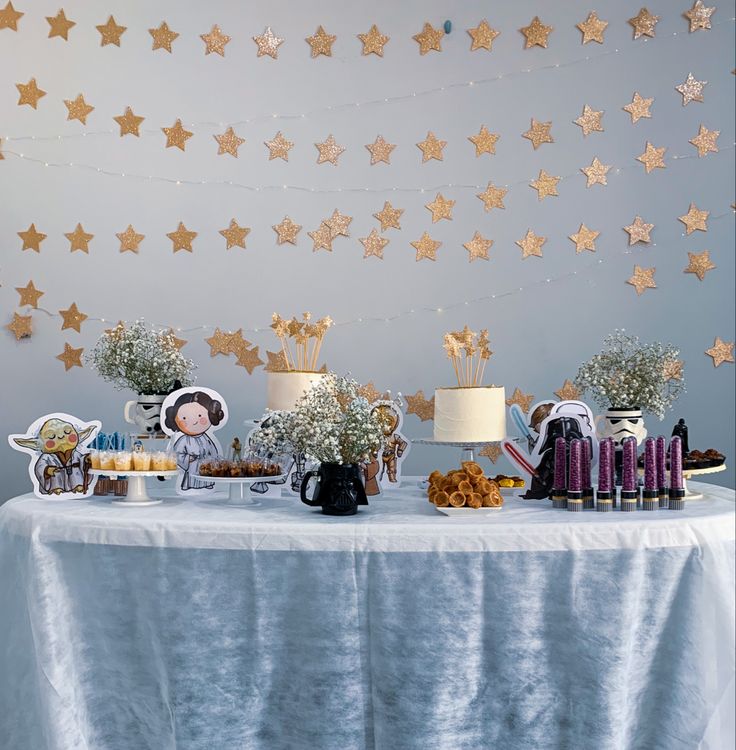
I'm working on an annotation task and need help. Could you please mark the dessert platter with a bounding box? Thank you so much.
[426,461,504,516]
[89,448,178,505]
[195,459,285,506]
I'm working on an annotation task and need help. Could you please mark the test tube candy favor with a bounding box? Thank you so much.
[551,437,568,509]
[656,435,669,508]
[581,438,594,509]
[642,437,658,510]
[596,437,613,512]
[567,439,583,512]
[669,435,686,510]
[621,437,639,512]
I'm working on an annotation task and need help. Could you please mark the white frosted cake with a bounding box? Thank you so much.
[433,386,506,442]
[267,371,327,412]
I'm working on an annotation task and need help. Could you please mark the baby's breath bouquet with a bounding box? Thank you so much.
[87,320,196,394]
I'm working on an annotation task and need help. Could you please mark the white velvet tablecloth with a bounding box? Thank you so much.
[0,480,733,750]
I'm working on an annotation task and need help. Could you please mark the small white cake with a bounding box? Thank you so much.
[267,371,327,412]
[433,386,506,442]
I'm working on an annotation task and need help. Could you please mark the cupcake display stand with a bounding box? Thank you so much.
[89,469,178,506]
[682,464,727,499]
[193,474,287,507]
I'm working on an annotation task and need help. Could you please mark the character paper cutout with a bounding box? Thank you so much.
[364,397,410,496]
[9,413,101,499]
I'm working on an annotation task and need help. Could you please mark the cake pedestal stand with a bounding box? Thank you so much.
[193,475,286,507]
[413,438,501,464]
[89,469,178,506]
[682,464,726,500]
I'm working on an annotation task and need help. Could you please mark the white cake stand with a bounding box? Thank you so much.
[413,438,505,463]
[193,474,286,507]
[682,464,727,499]
[89,469,178,506]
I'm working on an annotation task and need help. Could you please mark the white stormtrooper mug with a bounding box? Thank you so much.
[124,394,167,435]
[595,408,648,447]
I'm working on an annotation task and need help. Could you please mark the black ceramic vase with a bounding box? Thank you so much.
[300,463,368,516]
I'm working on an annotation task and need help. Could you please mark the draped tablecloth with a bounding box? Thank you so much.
[0,481,733,750]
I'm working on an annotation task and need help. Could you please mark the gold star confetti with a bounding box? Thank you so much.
[374,202,403,231]
[684,250,716,280]
[705,337,734,367]
[308,222,334,252]
[273,216,302,245]
[663,359,684,381]
[358,24,389,56]
[253,26,283,58]
[506,387,535,412]
[6,312,32,339]
[468,125,500,156]
[16,78,46,109]
[569,224,599,253]
[522,119,553,149]
[520,16,553,48]
[479,444,502,463]
[627,265,657,295]
[684,1,715,31]
[426,193,455,222]
[265,350,288,372]
[96,15,126,46]
[416,131,446,162]
[405,390,435,421]
[59,302,88,332]
[18,223,46,252]
[167,222,197,253]
[629,8,659,38]
[236,345,264,374]
[47,9,75,40]
[637,141,666,173]
[574,104,604,136]
[467,19,500,51]
[690,124,719,156]
[463,232,492,262]
[516,230,546,259]
[411,232,441,262]
[413,22,444,54]
[325,209,352,238]
[162,119,193,151]
[555,380,581,401]
[477,182,508,211]
[219,219,250,249]
[581,157,611,187]
[577,11,608,43]
[315,134,345,165]
[530,170,560,201]
[201,25,230,56]
[623,92,654,123]
[114,106,144,137]
[679,203,709,234]
[0,1,23,30]
[676,73,707,105]
[265,131,293,161]
[64,94,94,124]
[149,21,178,52]
[56,342,83,371]
[205,328,233,357]
[214,126,245,157]
[65,223,94,253]
[116,225,145,253]
[360,229,389,259]
[306,25,336,57]
[624,216,654,244]
[15,280,43,308]
[365,135,396,165]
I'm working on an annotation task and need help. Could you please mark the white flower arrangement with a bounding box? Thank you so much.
[87,320,196,394]
[574,330,685,420]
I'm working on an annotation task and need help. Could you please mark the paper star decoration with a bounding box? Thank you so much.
[308,223,334,252]
[530,170,560,201]
[168,330,187,350]
[306,25,336,57]
[116,225,145,253]
[676,73,707,105]
[468,125,500,156]
[404,390,435,421]
[516,230,546,259]
[214,127,245,157]
[577,12,608,43]
[506,388,535,412]
[273,216,302,245]
[520,16,553,48]
[162,119,193,151]
[705,337,734,367]
[235,346,264,374]
[325,209,352,238]
[264,131,293,161]
[167,222,197,252]
[555,380,581,401]
[16,280,44,308]
[624,216,654,245]
[684,250,716,280]
[426,193,455,222]
[463,232,492,262]
[6,311,32,340]
[206,328,240,357]
[569,224,599,253]
[690,125,720,156]
[411,232,441,262]
[477,182,508,211]
[219,219,250,249]
[365,135,396,165]
[623,92,654,123]
[265,350,288,372]
[360,229,389,259]
[374,202,403,231]
[358,24,389,56]
[149,22,179,53]
[253,27,283,58]
[59,302,88,332]
[416,132,447,162]
[0,1,23,30]
[357,382,386,404]
[663,359,684,381]
[18,223,46,252]
[678,203,709,234]
[64,94,94,124]
[628,8,659,38]
[413,22,444,54]
[684,1,716,31]
[627,265,657,295]
[315,134,345,165]
[201,25,230,56]
[47,9,75,40]
[96,16,126,46]
[16,78,46,109]
[479,444,502,463]
[65,223,94,253]
[581,157,611,187]
[467,20,500,51]
[522,119,553,149]
[637,141,666,173]
[574,105,604,136]
[56,343,83,371]
[114,106,144,137]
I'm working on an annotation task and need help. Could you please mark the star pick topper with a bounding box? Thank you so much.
[443,326,493,387]
[271,312,333,372]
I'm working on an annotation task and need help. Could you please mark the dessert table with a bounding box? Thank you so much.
[0,480,733,750]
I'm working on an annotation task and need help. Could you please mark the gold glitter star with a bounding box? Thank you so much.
[463,232,492,262]
[629,8,659,38]
[325,209,352,238]
[265,131,293,161]
[214,126,245,157]
[574,104,604,136]
[467,20,500,51]
[413,22,444,54]
[308,222,334,252]
[219,219,250,249]
[96,15,126,46]
[358,24,389,56]
[201,25,230,56]
[705,337,734,367]
[361,229,389,259]
[47,9,75,40]
[522,119,553,149]
[479,444,502,463]
[663,359,684,381]
[15,280,43,308]
[416,131,446,162]
[637,141,666,173]
[676,73,707,105]
[167,329,187,350]
[411,232,441,262]
[623,92,654,123]
[167,222,197,253]
[520,16,553,48]
[468,125,500,156]
[690,124,720,156]
[17,223,46,252]
[64,94,94,124]
[162,119,193,151]
[555,380,581,401]
[477,182,508,211]
[306,25,336,57]
[315,134,345,165]
[116,225,145,253]
[577,12,608,44]
[624,216,654,245]
[569,224,599,253]
[506,387,535,412]
[265,350,288,372]
[56,342,83,371]
[426,193,455,222]
[581,157,611,187]
[253,26,283,58]
[205,328,232,356]
[365,135,396,165]
[16,78,46,109]
[405,390,435,421]
[684,1,715,31]
[684,250,716,280]
[235,345,264,374]
[358,382,386,403]
[679,203,709,234]
[65,223,94,253]
[59,302,88,332]
[0,1,23,30]
[516,230,546,259]
[627,265,657,295]
[374,202,403,231]
[114,106,144,137]
[6,312,32,340]
[530,170,560,201]
[273,216,302,245]
[149,21,178,53]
